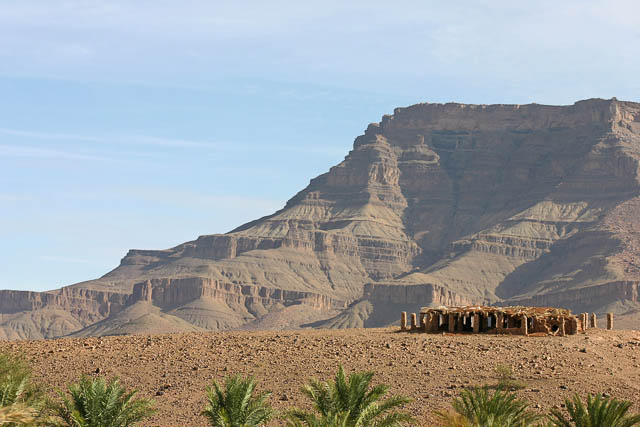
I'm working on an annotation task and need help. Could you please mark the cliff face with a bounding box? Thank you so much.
[3,98,640,339]
[0,288,129,340]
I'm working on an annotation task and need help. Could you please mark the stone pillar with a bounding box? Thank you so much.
[420,313,426,329]
[607,313,613,330]
[567,317,578,335]
[578,313,582,330]
[483,314,489,330]
[401,312,407,331]
[520,314,528,335]
[497,313,504,333]
[433,313,441,332]
[590,313,597,328]
[456,314,464,332]
[559,318,566,336]
[410,313,417,330]
[473,313,480,333]
[585,313,591,329]
[448,313,455,333]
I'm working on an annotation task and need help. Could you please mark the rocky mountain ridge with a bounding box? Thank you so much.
[2,98,640,340]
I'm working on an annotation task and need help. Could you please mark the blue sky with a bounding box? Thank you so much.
[2,1,640,291]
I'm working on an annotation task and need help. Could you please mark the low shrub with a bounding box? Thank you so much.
[494,364,526,391]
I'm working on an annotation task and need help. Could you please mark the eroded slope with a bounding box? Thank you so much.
[2,98,640,339]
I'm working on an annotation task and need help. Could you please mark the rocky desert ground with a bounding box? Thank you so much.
[2,327,640,426]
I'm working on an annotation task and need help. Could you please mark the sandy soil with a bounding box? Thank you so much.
[2,328,640,426]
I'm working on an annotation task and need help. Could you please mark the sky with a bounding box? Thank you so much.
[2,1,640,291]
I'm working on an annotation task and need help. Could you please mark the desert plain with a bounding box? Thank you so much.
[2,327,639,426]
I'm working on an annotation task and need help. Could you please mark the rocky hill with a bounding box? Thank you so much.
[2,98,640,340]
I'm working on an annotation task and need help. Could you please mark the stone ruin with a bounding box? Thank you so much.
[400,306,615,336]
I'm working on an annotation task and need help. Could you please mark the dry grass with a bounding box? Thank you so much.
[0,404,36,425]
[494,364,526,391]
[434,411,470,427]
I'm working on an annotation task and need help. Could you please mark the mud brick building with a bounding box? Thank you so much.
[400,306,597,336]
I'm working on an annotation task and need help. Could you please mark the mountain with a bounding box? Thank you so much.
[3,98,640,340]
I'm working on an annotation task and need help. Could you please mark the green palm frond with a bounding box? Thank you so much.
[287,410,351,427]
[201,374,273,427]
[548,393,640,427]
[0,353,45,427]
[286,365,414,427]
[48,376,155,427]
[436,386,541,427]
[369,411,416,427]
[302,379,334,417]
[0,354,40,409]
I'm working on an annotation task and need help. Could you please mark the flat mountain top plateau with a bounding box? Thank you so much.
[1,328,639,426]
[3,98,640,340]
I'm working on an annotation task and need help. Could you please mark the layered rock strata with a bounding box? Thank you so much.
[2,98,640,339]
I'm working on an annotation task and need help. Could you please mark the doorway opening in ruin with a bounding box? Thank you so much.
[527,317,533,331]
[439,314,448,332]
[488,314,496,330]
[551,324,559,333]
[477,313,485,332]
[462,314,473,332]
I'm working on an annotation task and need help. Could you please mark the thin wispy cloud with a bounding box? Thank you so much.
[269,144,346,156]
[0,127,214,148]
[0,144,112,161]
[122,187,284,213]
[0,193,33,202]
[0,127,347,156]
[40,255,92,264]
[0,128,104,141]
[2,0,639,101]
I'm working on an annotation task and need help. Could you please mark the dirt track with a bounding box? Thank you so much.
[2,328,640,426]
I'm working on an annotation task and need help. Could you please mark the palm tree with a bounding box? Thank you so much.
[286,365,414,427]
[548,393,640,427]
[0,353,43,426]
[436,386,541,427]
[202,374,274,426]
[48,376,155,427]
